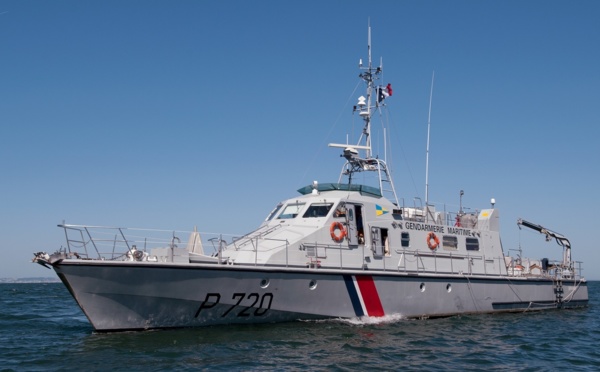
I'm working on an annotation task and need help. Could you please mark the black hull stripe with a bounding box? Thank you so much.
[492,300,588,310]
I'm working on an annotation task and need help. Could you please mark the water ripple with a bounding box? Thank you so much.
[1,282,599,371]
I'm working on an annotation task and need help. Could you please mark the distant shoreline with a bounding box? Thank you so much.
[0,277,60,284]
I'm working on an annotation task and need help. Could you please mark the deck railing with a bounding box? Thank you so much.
[58,224,584,281]
[59,224,232,260]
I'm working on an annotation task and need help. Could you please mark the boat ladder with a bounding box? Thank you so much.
[553,279,564,307]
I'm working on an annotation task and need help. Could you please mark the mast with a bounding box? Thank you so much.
[328,24,399,205]
[425,71,435,208]
[365,25,372,158]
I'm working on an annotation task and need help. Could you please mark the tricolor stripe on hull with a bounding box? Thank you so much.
[343,275,385,317]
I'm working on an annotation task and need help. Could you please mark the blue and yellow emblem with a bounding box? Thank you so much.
[375,204,389,216]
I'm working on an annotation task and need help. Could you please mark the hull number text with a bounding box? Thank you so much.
[194,292,274,318]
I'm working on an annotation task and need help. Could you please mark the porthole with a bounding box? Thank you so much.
[446,283,452,293]
[309,280,318,290]
[260,279,270,289]
[420,283,426,292]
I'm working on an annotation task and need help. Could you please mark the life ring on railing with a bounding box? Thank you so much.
[330,222,346,243]
[426,232,440,250]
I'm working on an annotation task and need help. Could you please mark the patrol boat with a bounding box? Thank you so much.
[33,28,588,332]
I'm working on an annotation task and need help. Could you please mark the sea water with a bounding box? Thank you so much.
[1,282,598,371]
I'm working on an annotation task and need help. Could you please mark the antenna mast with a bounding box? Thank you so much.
[365,22,373,159]
[425,71,435,208]
[328,23,399,205]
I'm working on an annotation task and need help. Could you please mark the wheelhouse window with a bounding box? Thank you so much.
[265,203,283,221]
[303,203,334,218]
[442,235,458,250]
[401,232,410,247]
[466,237,480,251]
[278,203,305,219]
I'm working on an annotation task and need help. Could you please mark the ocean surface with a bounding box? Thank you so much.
[1,282,598,371]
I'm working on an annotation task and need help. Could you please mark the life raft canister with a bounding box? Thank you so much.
[426,232,440,250]
[330,222,346,243]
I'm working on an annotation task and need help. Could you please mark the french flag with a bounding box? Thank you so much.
[378,83,393,103]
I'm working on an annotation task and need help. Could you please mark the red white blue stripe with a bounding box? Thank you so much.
[343,275,385,317]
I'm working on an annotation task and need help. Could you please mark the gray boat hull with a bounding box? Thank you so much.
[53,260,588,331]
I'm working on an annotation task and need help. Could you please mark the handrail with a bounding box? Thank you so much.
[231,224,283,250]
[59,224,237,259]
[57,224,584,280]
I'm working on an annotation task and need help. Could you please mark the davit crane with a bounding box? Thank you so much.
[517,218,572,269]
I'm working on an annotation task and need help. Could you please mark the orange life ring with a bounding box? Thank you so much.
[426,232,440,250]
[330,222,346,243]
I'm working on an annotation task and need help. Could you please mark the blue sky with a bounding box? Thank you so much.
[1,1,599,279]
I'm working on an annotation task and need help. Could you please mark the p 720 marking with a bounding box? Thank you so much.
[194,292,274,318]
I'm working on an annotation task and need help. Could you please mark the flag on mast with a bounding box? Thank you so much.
[377,83,393,103]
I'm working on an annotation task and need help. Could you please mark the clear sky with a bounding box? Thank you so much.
[1,1,599,279]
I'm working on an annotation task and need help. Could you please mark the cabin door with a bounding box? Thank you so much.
[371,227,389,257]
[346,204,364,247]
